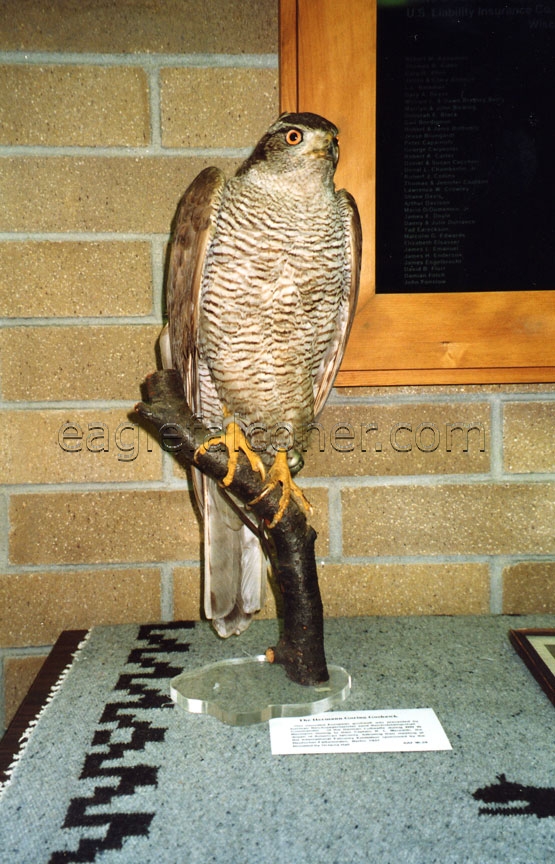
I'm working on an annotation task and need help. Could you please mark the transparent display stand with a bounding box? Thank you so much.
[171,656,351,726]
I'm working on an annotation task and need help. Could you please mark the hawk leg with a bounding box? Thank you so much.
[195,419,266,487]
[251,449,312,528]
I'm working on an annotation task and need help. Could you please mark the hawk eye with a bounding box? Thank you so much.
[285,128,303,145]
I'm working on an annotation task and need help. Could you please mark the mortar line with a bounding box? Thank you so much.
[152,237,167,321]
[3,479,191,494]
[0,316,162,327]
[7,472,546,494]
[0,232,169,241]
[5,470,554,496]
[489,395,504,479]
[0,644,56,659]
[162,449,191,486]
[148,67,162,149]
[496,391,555,402]
[0,144,251,157]
[300,472,555,488]
[328,553,555,566]
[326,554,492,566]
[0,491,9,569]
[327,389,555,406]
[350,554,493,564]
[489,557,505,614]
[3,553,554,576]
[299,474,500,489]
[0,51,278,68]
[326,486,343,559]
[0,560,201,574]
[0,399,141,409]
[159,563,174,621]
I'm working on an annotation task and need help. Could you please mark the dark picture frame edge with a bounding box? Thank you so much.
[509,627,555,708]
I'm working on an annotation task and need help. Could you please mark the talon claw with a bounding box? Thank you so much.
[251,450,311,528]
[249,484,272,505]
[194,417,265,487]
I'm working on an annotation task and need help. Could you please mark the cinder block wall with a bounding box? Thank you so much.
[1,1,554,732]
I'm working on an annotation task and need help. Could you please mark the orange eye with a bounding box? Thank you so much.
[285,128,303,145]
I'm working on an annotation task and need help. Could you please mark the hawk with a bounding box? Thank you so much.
[160,112,361,638]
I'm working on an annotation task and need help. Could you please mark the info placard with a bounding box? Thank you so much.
[269,709,452,755]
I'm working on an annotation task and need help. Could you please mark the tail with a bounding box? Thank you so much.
[202,475,267,637]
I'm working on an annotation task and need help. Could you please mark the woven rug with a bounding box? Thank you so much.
[1,616,554,864]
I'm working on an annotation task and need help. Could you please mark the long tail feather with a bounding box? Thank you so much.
[203,476,267,637]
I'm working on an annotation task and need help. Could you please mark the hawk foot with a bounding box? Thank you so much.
[194,420,266,487]
[250,449,312,528]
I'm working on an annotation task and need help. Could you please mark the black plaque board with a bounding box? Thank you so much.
[376,0,555,293]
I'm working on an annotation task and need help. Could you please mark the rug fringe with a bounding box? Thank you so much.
[0,631,91,796]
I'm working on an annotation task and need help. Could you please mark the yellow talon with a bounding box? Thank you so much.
[194,419,266,487]
[251,449,312,528]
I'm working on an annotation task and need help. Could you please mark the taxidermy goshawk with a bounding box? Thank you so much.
[160,112,361,638]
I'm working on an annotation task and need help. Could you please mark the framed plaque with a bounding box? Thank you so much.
[509,628,555,707]
[280,0,555,385]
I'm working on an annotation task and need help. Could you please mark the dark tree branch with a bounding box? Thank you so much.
[134,369,328,686]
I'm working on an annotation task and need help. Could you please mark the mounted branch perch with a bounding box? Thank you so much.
[135,369,328,686]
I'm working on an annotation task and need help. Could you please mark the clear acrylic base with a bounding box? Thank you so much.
[170,655,351,726]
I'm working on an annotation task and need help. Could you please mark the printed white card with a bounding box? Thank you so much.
[269,709,452,755]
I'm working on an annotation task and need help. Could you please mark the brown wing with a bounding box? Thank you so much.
[312,189,362,418]
[166,166,226,412]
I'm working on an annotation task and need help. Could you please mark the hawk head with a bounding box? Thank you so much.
[237,112,340,178]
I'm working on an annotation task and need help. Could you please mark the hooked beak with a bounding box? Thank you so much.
[311,131,339,164]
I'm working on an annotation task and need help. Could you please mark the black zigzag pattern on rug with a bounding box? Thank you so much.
[49,622,193,864]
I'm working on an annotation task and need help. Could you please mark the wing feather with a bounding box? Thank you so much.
[165,166,226,415]
[164,166,268,638]
[313,189,362,418]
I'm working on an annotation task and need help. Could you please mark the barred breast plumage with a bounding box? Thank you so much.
[163,112,361,637]
[199,174,346,439]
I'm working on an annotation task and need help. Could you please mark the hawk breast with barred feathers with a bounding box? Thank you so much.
[162,112,361,638]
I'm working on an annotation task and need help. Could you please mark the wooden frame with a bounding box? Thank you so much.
[509,629,555,708]
[279,0,555,386]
